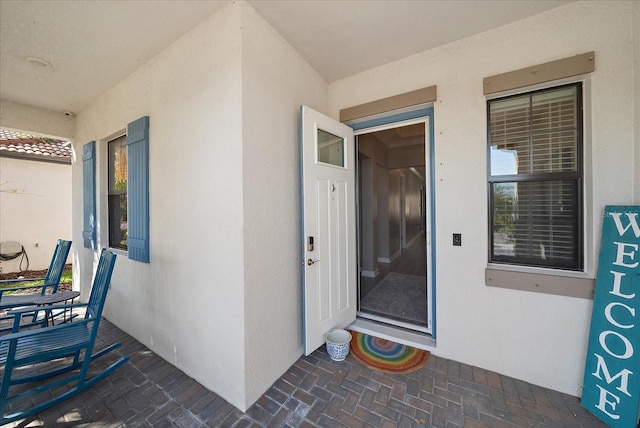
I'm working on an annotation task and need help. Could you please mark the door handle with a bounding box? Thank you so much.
[307,258,320,266]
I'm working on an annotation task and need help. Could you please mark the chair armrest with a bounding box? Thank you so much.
[0,317,92,343]
[7,302,88,317]
[5,303,87,333]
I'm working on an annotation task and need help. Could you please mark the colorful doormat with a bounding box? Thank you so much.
[349,331,429,374]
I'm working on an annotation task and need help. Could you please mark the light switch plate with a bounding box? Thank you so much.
[453,233,462,246]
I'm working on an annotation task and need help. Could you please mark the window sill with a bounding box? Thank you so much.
[485,264,594,299]
[108,247,128,258]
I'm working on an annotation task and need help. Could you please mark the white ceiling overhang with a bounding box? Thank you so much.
[0,0,573,114]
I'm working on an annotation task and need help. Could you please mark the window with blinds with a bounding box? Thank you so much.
[488,83,583,270]
[108,135,128,251]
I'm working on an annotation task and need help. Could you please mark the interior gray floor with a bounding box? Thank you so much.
[360,272,427,325]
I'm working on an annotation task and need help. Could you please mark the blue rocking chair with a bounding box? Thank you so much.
[0,249,129,424]
[0,239,72,311]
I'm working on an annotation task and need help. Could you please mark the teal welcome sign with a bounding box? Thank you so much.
[582,206,640,427]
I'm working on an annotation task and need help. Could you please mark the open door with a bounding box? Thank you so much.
[301,105,357,355]
[354,116,434,336]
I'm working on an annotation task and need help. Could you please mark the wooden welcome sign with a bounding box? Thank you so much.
[582,205,640,427]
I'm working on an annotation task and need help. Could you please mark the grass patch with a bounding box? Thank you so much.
[0,268,72,290]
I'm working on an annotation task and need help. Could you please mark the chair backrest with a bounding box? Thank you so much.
[42,239,72,295]
[85,249,117,321]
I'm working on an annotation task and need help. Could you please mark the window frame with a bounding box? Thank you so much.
[107,134,128,251]
[487,82,585,271]
[96,116,150,263]
[484,78,595,299]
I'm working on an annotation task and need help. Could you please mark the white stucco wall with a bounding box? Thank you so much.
[70,1,327,411]
[328,1,635,397]
[73,4,247,409]
[0,101,75,273]
[239,2,327,408]
[0,156,72,271]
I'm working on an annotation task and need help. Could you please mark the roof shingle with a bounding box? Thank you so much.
[0,129,71,164]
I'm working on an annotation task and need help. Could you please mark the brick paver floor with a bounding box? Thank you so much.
[3,319,607,427]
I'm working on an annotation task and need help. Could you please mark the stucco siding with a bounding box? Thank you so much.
[73,4,247,409]
[0,156,72,271]
[328,0,635,397]
[239,2,328,410]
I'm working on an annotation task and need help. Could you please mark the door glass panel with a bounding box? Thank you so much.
[317,129,344,167]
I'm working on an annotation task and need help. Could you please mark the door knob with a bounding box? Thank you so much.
[307,258,320,266]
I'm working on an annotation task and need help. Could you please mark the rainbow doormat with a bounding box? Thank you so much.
[349,331,430,374]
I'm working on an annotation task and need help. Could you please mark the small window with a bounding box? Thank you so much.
[317,129,344,167]
[488,83,583,270]
[108,135,127,250]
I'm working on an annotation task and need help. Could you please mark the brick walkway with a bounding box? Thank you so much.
[3,319,606,427]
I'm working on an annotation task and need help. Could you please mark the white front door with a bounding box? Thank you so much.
[301,105,357,355]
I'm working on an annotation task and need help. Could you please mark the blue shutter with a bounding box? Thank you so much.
[82,141,97,249]
[126,116,150,263]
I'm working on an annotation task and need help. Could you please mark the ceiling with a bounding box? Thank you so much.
[374,124,425,149]
[0,0,573,114]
